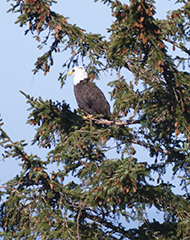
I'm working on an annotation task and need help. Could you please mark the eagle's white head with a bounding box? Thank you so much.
[68,66,88,85]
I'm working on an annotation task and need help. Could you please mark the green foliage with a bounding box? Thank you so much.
[1,0,190,239]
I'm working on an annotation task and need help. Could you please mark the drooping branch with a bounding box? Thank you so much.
[131,138,170,155]
[163,37,190,56]
[84,211,134,240]
[94,118,171,155]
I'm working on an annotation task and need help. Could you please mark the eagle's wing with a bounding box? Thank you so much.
[74,81,110,119]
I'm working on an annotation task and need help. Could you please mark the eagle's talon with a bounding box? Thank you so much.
[83,115,93,120]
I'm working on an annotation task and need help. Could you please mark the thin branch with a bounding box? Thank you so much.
[163,37,190,56]
[84,211,135,240]
[94,119,141,125]
[77,209,81,240]
[94,118,171,155]
[131,138,170,155]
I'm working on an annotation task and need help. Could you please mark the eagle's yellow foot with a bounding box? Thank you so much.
[83,114,93,119]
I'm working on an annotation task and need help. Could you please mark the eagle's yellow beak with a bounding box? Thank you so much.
[68,70,73,76]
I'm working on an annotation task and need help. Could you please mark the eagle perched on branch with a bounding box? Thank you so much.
[68,66,111,120]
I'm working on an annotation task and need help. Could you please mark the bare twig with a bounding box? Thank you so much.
[163,37,190,56]
[94,119,141,125]
[131,138,170,155]
[77,209,81,240]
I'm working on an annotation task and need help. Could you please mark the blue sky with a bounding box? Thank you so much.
[0,0,185,227]
[0,0,114,184]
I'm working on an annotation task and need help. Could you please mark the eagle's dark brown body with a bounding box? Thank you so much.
[74,78,111,119]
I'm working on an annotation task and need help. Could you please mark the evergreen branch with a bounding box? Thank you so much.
[131,139,170,155]
[84,211,134,240]
[94,119,170,155]
[123,60,162,85]
[106,136,170,155]
[163,37,190,56]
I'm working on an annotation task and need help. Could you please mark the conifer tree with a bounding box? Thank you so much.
[1,0,190,239]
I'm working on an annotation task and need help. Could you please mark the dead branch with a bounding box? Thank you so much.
[94,119,141,125]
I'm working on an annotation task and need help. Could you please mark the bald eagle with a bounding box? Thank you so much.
[68,66,111,119]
